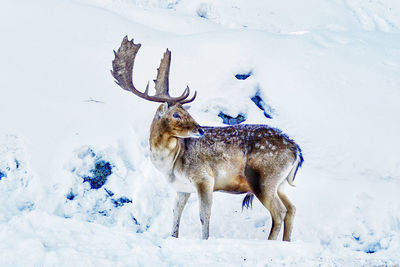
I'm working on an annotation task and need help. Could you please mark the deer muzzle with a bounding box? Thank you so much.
[189,126,204,138]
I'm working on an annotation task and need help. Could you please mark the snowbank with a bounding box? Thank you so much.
[1,0,399,265]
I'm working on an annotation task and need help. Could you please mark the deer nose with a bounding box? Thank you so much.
[198,128,204,136]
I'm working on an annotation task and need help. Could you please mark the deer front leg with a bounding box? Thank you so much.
[196,180,214,239]
[171,192,191,238]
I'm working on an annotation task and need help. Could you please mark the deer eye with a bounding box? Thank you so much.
[173,112,181,119]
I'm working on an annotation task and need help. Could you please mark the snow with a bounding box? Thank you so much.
[1,0,400,265]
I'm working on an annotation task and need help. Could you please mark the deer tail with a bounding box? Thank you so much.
[287,145,304,187]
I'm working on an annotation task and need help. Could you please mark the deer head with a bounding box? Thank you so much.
[153,103,204,138]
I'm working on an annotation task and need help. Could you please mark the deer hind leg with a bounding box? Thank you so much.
[245,166,286,240]
[258,191,287,240]
[277,183,296,241]
[171,192,191,238]
[196,180,214,240]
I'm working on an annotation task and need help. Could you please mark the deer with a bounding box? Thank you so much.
[111,36,304,241]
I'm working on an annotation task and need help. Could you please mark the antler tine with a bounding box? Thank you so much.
[180,87,197,104]
[154,49,171,97]
[111,36,196,104]
[144,81,150,96]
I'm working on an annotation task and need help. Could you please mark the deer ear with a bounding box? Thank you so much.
[163,102,169,113]
[183,105,191,110]
[156,102,169,119]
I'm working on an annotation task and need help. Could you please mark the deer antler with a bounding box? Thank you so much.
[111,36,196,105]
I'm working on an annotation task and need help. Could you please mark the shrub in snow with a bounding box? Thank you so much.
[336,193,400,256]
[218,111,246,125]
[112,196,133,208]
[251,88,274,119]
[364,241,382,254]
[66,190,76,201]
[342,231,386,254]
[196,2,216,19]
[63,146,139,228]
[0,170,6,180]
[0,134,36,221]
[82,160,112,189]
[71,147,114,191]
[235,71,252,80]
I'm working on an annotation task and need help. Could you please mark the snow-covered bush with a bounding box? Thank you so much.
[251,88,274,119]
[235,71,252,80]
[0,134,36,222]
[61,146,140,229]
[218,111,246,125]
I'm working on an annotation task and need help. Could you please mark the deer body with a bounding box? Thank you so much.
[111,36,303,241]
[149,107,302,240]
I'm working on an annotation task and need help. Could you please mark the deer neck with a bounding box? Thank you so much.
[149,121,182,175]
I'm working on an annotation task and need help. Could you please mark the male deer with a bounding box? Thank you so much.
[111,36,304,241]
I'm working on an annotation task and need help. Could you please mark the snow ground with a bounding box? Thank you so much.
[1,0,400,266]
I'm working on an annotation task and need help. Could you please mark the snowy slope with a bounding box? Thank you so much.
[1,0,400,266]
